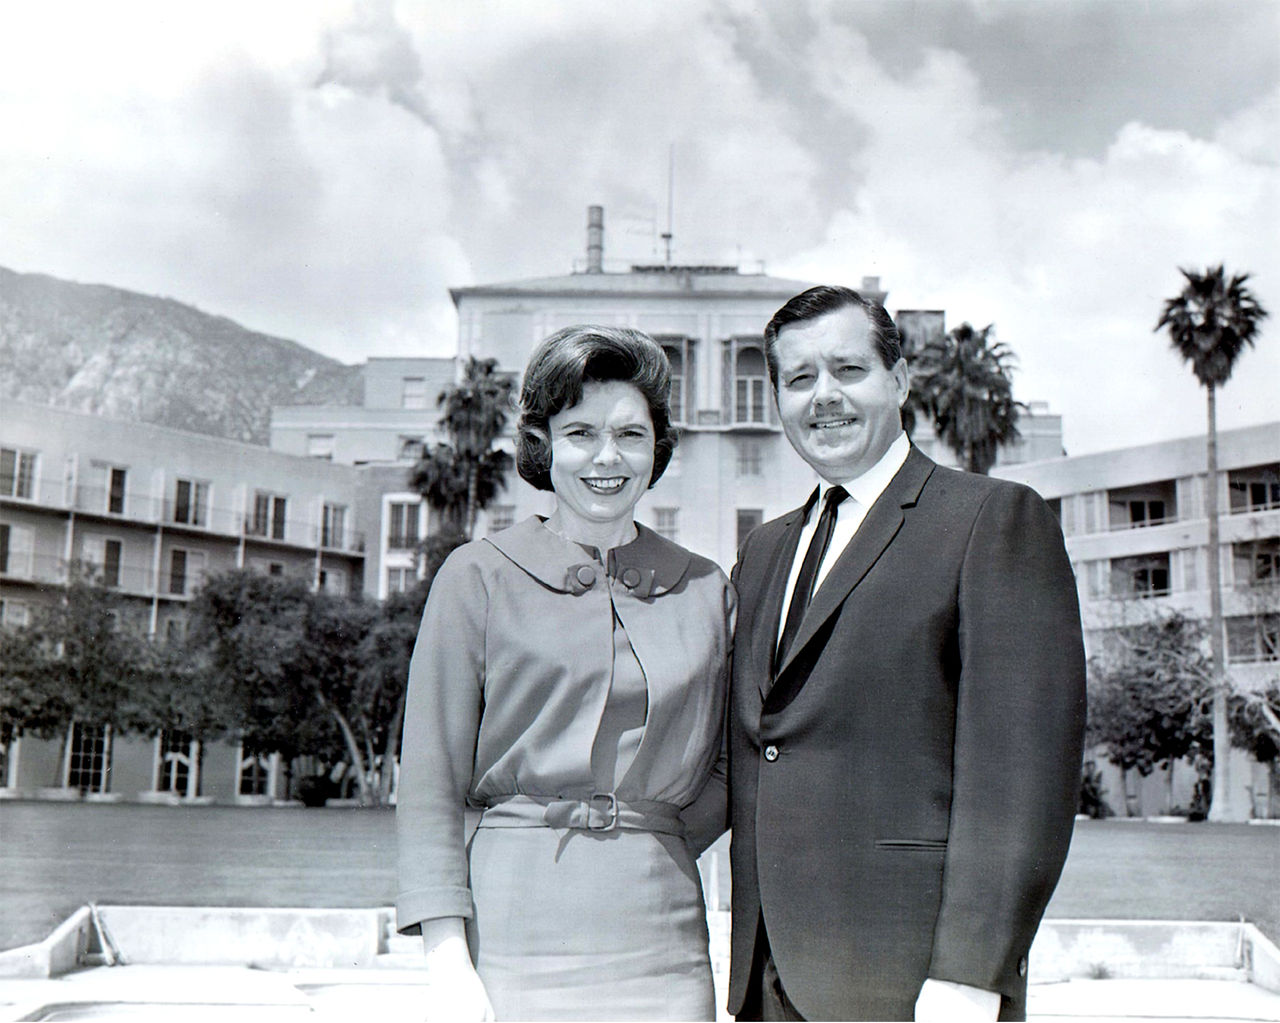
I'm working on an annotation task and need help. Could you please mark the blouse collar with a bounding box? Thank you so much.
[484,516,693,599]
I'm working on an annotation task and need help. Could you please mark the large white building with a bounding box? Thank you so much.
[276,207,1065,573]
[995,422,1280,818]
[0,400,374,802]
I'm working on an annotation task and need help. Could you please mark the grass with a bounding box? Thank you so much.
[1,803,1276,952]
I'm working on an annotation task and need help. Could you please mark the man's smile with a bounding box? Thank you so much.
[811,416,858,430]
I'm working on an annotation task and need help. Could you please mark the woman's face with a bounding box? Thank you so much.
[547,380,656,530]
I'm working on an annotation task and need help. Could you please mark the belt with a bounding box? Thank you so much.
[478,793,686,837]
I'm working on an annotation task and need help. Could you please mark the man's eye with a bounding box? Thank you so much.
[785,374,813,388]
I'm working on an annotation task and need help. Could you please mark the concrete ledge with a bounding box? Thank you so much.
[0,906,90,979]
[1030,919,1269,985]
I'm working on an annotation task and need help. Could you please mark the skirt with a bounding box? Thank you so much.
[466,823,715,1021]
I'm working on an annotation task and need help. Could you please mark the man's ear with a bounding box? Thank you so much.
[893,358,910,407]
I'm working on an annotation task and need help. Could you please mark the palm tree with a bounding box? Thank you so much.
[911,322,1023,475]
[410,357,514,539]
[1156,264,1269,822]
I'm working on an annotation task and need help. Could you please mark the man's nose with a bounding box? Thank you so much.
[812,369,843,406]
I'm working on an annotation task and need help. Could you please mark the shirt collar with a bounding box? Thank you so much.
[818,431,910,511]
[484,516,692,598]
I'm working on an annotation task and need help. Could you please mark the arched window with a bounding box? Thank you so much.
[734,346,768,425]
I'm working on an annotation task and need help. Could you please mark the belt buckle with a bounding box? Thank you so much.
[587,792,618,832]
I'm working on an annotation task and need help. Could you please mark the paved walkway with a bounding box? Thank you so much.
[3,965,1280,1021]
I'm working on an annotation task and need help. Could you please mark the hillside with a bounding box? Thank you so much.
[0,267,362,445]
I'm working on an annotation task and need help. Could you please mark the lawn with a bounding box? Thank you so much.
[1,802,1276,952]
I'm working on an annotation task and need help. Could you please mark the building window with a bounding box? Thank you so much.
[388,502,420,550]
[250,491,288,541]
[0,523,35,578]
[654,507,679,542]
[736,439,763,477]
[733,345,769,425]
[238,745,271,796]
[657,336,694,425]
[1227,614,1280,663]
[163,618,187,644]
[318,567,347,596]
[107,467,127,514]
[0,599,30,628]
[1229,463,1280,513]
[1107,482,1176,529]
[102,539,122,589]
[172,478,209,527]
[487,504,516,534]
[0,448,37,500]
[1234,539,1280,586]
[157,731,195,795]
[306,434,335,461]
[1110,553,1171,599]
[398,436,426,461]
[322,504,346,549]
[168,548,206,596]
[402,377,428,409]
[737,508,764,549]
[67,722,110,794]
[387,567,415,594]
[268,562,285,577]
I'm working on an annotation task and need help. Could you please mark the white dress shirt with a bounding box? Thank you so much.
[775,430,1001,1022]
[776,432,910,648]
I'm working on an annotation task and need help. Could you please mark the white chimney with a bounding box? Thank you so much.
[586,205,604,273]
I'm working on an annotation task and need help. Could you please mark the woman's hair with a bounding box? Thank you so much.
[516,325,678,492]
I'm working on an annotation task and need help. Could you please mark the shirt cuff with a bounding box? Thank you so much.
[395,885,474,934]
[915,978,1001,1021]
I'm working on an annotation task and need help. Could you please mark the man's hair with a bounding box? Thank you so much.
[763,285,904,389]
[515,325,678,493]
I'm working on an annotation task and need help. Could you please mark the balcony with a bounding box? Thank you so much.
[1109,553,1172,600]
[1108,481,1177,531]
[1229,463,1280,515]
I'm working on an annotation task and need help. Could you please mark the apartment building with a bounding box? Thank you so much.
[0,400,371,802]
[995,421,1280,816]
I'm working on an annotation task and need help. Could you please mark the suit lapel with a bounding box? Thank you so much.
[751,499,813,698]
[772,449,935,684]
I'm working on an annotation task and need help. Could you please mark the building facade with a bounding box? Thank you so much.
[0,400,373,802]
[995,422,1280,817]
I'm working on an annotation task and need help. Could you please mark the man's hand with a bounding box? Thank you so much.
[914,978,1000,1021]
[421,920,495,1021]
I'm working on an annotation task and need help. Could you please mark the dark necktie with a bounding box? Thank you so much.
[776,485,848,668]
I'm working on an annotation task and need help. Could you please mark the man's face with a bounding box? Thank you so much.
[773,305,909,482]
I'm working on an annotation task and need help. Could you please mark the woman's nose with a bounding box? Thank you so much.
[594,433,621,463]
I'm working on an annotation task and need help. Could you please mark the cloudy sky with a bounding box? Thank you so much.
[2,0,1276,456]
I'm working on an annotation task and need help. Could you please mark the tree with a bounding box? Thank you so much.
[410,357,514,538]
[186,571,334,773]
[1087,611,1214,815]
[1229,683,1280,818]
[1157,264,1269,821]
[19,568,158,785]
[910,322,1023,474]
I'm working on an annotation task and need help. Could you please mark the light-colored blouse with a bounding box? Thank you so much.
[395,517,735,932]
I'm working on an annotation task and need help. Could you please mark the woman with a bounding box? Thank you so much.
[396,325,734,1021]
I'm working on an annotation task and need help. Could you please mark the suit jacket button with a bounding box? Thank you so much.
[621,567,642,589]
[575,565,597,587]
[1018,956,1028,978]
[763,745,779,762]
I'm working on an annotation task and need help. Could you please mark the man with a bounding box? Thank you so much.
[728,285,1086,1021]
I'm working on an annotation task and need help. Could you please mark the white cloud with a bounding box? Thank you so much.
[0,0,1274,451]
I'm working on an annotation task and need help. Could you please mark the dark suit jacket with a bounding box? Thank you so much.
[728,447,1086,1021]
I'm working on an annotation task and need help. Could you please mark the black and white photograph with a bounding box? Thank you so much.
[1,1,1277,1020]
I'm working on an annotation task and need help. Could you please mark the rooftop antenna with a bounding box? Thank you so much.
[660,144,674,266]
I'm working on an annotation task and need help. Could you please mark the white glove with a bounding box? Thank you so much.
[914,978,1000,1021]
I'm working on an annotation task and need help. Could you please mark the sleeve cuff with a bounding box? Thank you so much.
[395,885,474,934]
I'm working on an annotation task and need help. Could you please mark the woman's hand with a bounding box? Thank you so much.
[421,918,495,1021]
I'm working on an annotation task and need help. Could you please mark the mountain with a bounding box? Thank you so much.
[0,267,362,445]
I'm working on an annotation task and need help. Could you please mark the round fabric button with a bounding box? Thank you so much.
[575,565,596,587]
[621,567,642,589]
[763,745,779,762]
